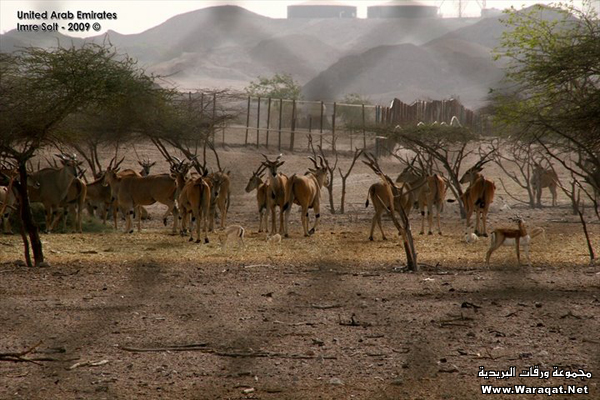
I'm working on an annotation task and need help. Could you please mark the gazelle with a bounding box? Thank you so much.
[261,154,291,237]
[220,225,245,250]
[460,161,496,237]
[363,153,414,241]
[245,164,270,233]
[531,162,559,207]
[485,217,544,266]
[396,165,447,235]
[284,156,329,237]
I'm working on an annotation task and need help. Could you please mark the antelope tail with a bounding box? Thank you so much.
[365,186,375,208]
[283,174,297,212]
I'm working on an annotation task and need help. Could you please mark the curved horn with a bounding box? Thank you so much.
[308,156,318,168]
[317,155,325,168]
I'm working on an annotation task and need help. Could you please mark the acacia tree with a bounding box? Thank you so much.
[492,2,599,262]
[492,2,600,211]
[0,44,166,267]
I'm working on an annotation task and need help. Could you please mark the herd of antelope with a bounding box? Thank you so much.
[0,149,561,266]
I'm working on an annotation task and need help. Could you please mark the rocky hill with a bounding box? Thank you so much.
[1,5,515,108]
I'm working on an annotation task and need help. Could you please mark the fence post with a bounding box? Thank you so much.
[266,97,272,149]
[212,92,217,144]
[362,103,366,149]
[320,101,324,148]
[331,102,337,152]
[289,99,296,152]
[278,98,283,152]
[245,96,251,146]
[256,96,261,148]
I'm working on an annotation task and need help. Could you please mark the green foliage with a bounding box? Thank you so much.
[245,73,302,100]
[491,2,600,151]
[0,43,168,160]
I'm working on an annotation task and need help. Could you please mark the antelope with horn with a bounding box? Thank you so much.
[102,165,179,234]
[177,175,215,243]
[138,158,156,177]
[245,164,270,233]
[283,156,329,237]
[459,159,496,237]
[531,161,559,207]
[363,153,414,241]
[261,154,291,237]
[207,143,231,231]
[28,153,83,233]
[396,158,447,235]
[485,216,541,267]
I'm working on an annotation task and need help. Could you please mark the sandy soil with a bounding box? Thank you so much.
[1,136,599,399]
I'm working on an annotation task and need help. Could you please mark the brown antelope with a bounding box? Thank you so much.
[177,175,214,243]
[85,176,112,224]
[485,217,544,266]
[0,168,19,234]
[28,154,81,233]
[261,154,291,237]
[52,174,87,233]
[460,161,496,237]
[208,170,230,231]
[396,165,447,235]
[245,164,270,233]
[138,158,156,177]
[102,167,178,234]
[531,162,559,207]
[363,153,414,241]
[284,156,329,237]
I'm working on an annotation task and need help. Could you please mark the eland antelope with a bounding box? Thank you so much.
[284,156,329,237]
[460,161,496,237]
[261,154,291,237]
[245,164,270,233]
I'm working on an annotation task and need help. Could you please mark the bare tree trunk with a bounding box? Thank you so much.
[576,203,595,264]
[17,162,44,267]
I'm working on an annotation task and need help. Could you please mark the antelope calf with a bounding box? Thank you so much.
[485,218,541,266]
[460,163,495,237]
[245,164,270,232]
[284,156,329,237]
[220,225,245,250]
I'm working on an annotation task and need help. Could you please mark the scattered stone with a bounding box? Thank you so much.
[241,388,255,394]
[391,378,403,386]
[329,378,344,386]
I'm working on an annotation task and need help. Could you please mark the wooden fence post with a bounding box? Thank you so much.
[256,96,261,148]
[289,99,296,152]
[320,101,324,148]
[245,96,251,146]
[362,103,366,149]
[331,102,337,152]
[266,97,272,149]
[278,98,283,152]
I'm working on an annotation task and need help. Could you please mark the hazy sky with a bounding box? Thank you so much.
[1,1,595,37]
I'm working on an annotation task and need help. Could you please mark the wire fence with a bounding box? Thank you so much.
[182,91,481,156]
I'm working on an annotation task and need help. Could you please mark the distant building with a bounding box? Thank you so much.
[367,1,438,19]
[287,1,357,18]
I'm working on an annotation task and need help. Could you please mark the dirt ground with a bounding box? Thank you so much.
[1,137,599,399]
